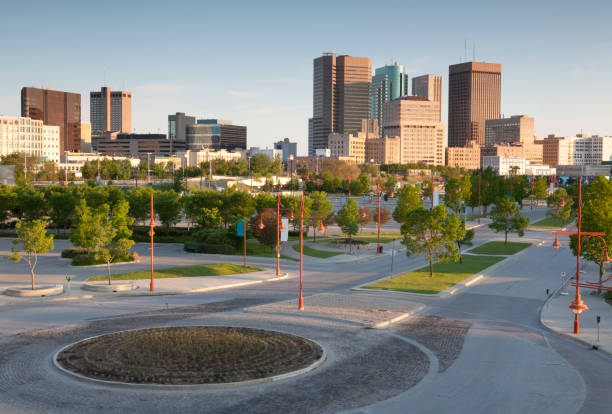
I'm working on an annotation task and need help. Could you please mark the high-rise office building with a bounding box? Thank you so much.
[412,74,442,122]
[90,87,132,133]
[485,115,534,147]
[371,63,408,134]
[311,53,371,155]
[168,112,196,154]
[382,96,445,166]
[448,62,501,147]
[21,86,81,153]
[186,119,247,152]
[0,116,60,163]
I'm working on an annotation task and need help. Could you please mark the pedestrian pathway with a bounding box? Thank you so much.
[541,261,612,355]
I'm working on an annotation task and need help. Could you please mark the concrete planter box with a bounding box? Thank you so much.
[82,282,138,293]
[4,284,64,297]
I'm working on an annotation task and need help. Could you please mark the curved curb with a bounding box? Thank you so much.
[52,326,328,390]
[82,282,138,292]
[4,284,64,297]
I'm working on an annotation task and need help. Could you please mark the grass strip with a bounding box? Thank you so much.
[292,244,343,258]
[530,216,575,229]
[87,263,262,281]
[363,255,505,294]
[467,241,531,255]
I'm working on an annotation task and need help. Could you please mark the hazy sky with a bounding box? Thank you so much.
[1,0,610,154]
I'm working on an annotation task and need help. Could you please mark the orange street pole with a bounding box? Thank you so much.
[298,193,304,310]
[149,192,155,292]
[377,174,381,253]
[276,192,281,277]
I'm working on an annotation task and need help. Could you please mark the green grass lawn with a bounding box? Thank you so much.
[363,255,505,294]
[291,244,343,258]
[311,235,401,244]
[530,216,575,229]
[467,241,531,255]
[87,263,262,281]
[242,241,299,262]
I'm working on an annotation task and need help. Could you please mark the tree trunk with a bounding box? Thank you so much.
[27,252,36,290]
[599,261,605,294]
[428,247,434,277]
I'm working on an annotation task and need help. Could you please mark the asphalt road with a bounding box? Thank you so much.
[1,207,611,413]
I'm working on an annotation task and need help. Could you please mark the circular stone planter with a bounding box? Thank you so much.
[54,326,326,389]
[82,282,138,293]
[4,284,64,297]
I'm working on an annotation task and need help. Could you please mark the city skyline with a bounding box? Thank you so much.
[0,0,611,154]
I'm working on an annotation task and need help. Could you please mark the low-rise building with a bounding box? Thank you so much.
[482,155,526,175]
[273,138,297,162]
[328,132,366,163]
[485,115,535,147]
[181,149,242,168]
[0,115,60,163]
[365,136,400,164]
[446,140,480,169]
[58,152,139,175]
[95,133,186,157]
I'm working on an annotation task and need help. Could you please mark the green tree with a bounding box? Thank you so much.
[569,176,612,287]
[249,212,278,250]
[221,189,255,228]
[457,227,475,263]
[309,191,333,240]
[126,186,153,225]
[488,196,530,243]
[444,174,471,213]
[183,190,222,228]
[154,190,182,231]
[249,153,272,176]
[533,176,549,199]
[12,186,46,221]
[393,184,423,223]
[336,198,360,251]
[8,220,54,289]
[401,206,465,277]
[547,188,574,221]
[46,187,77,232]
[0,185,16,226]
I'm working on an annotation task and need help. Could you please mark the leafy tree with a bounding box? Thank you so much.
[393,184,423,223]
[221,189,255,227]
[183,190,222,228]
[383,175,398,193]
[249,213,278,250]
[154,190,182,231]
[281,195,312,231]
[45,187,77,231]
[126,186,153,225]
[249,153,273,176]
[488,196,530,243]
[547,188,574,221]
[0,185,16,226]
[379,206,391,226]
[336,198,360,251]
[509,175,530,206]
[1,152,40,185]
[533,176,549,199]
[569,176,612,287]
[309,191,333,240]
[349,179,366,196]
[8,220,54,289]
[401,206,465,277]
[12,186,46,221]
[359,206,372,231]
[195,207,223,229]
[457,227,475,263]
[36,161,59,181]
[444,174,471,213]
[254,193,277,214]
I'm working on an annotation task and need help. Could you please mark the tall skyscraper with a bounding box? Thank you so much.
[21,86,81,153]
[90,87,132,133]
[447,62,501,147]
[310,53,371,155]
[412,74,442,121]
[371,63,408,134]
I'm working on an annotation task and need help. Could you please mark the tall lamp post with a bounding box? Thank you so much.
[377,174,382,253]
[552,178,610,334]
[297,195,327,310]
[149,192,155,292]
[257,193,293,277]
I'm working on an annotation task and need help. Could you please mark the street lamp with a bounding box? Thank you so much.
[149,192,155,292]
[551,178,610,334]
[257,193,293,277]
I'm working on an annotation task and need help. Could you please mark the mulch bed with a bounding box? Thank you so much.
[56,326,323,385]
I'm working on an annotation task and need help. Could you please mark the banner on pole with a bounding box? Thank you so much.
[281,218,289,242]
[236,220,245,237]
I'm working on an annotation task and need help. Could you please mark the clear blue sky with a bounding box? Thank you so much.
[1,0,610,154]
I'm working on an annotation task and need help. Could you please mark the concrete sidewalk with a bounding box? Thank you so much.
[541,262,612,355]
[0,270,289,307]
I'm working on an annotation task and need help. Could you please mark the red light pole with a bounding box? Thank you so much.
[149,192,155,292]
[478,173,481,224]
[377,174,382,253]
[552,178,610,334]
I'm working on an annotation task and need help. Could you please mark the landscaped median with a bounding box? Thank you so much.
[86,263,262,282]
[530,216,574,229]
[363,255,505,294]
[291,244,343,259]
[467,241,531,255]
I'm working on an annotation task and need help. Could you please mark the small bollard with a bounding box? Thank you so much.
[546,288,549,296]
[65,274,71,294]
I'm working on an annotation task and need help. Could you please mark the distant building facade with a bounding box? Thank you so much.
[448,62,501,147]
[311,53,371,155]
[485,115,535,147]
[446,140,480,170]
[412,74,442,122]
[371,63,408,134]
[21,86,81,153]
[328,132,366,164]
[274,138,297,162]
[0,116,60,163]
[186,119,247,152]
[542,134,612,166]
[90,87,132,133]
[482,155,526,175]
[95,133,185,157]
[382,96,445,166]
[80,122,92,152]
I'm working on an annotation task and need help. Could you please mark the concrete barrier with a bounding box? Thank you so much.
[82,282,138,293]
[4,284,64,297]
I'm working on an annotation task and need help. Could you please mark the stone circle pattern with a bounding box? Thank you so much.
[56,326,323,385]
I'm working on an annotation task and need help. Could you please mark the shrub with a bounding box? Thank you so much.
[61,248,89,258]
[184,243,235,255]
[71,252,135,266]
[184,228,239,255]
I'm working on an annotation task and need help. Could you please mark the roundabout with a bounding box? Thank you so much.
[54,326,326,388]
